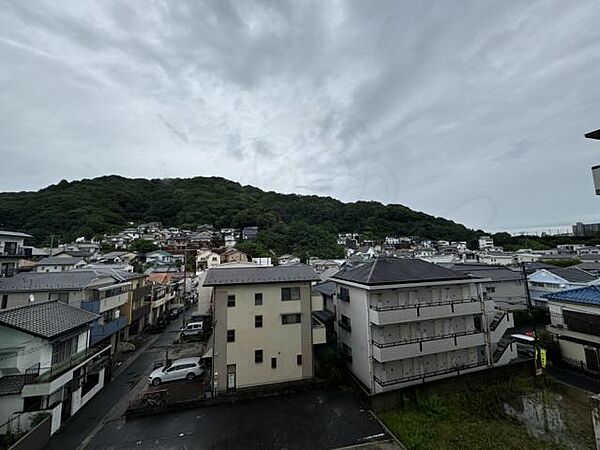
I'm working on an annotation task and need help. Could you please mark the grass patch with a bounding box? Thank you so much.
[379,377,594,450]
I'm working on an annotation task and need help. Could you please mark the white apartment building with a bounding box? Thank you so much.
[0,231,32,278]
[478,236,495,251]
[331,258,516,394]
[203,264,324,394]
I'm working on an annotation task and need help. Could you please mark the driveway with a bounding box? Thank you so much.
[86,387,388,450]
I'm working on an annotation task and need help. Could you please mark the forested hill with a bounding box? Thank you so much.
[0,175,482,257]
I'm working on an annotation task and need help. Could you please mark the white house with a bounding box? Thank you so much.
[478,236,495,251]
[478,252,514,266]
[34,257,87,273]
[0,231,32,278]
[196,250,221,270]
[528,267,598,307]
[0,301,111,435]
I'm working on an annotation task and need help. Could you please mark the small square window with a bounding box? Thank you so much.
[227,295,236,307]
[282,313,301,325]
[227,329,235,342]
[255,315,263,328]
[255,293,263,306]
[296,354,302,366]
[281,287,301,301]
[255,349,263,364]
[271,357,277,369]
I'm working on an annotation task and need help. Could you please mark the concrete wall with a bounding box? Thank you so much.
[0,327,52,373]
[213,282,313,392]
[0,395,24,427]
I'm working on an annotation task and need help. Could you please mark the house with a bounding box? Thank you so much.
[203,264,323,393]
[528,267,598,307]
[278,254,300,265]
[241,226,258,241]
[331,258,517,394]
[478,236,495,250]
[0,231,32,278]
[574,262,600,276]
[0,301,111,434]
[196,250,221,270]
[442,263,528,311]
[0,270,136,350]
[545,286,600,375]
[99,251,137,265]
[220,248,248,264]
[34,256,87,272]
[146,273,180,323]
[145,250,175,265]
[478,252,514,266]
[224,235,237,248]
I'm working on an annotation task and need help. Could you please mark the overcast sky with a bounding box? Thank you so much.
[1,1,600,233]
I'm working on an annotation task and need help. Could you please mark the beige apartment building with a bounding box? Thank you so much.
[203,264,323,393]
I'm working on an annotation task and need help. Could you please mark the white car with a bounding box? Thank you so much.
[180,321,203,338]
[148,357,205,386]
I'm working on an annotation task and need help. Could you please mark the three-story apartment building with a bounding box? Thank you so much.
[0,231,32,278]
[331,258,516,394]
[203,264,323,393]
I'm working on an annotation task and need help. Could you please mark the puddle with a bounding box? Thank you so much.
[504,391,567,445]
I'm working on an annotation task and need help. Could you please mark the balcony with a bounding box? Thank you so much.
[312,317,326,345]
[81,292,129,314]
[369,298,485,326]
[22,345,111,397]
[374,360,487,387]
[0,248,29,258]
[371,331,485,362]
[90,316,127,345]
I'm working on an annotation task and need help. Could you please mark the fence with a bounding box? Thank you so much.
[559,357,600,377]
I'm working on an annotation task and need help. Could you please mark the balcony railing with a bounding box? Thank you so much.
[90,316,128,345]
[374,361,487,387]
[370,297,481,312]
[24,345,111,385]
[372,329,482,348]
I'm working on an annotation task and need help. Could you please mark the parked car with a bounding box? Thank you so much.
[148,357,205,386]
[511,333,535,357]
[180,321,203,338]
[168,308,181,321]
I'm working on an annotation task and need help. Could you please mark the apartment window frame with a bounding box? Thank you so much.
[296,354,302,366]
[227,329,236,342]
[254,349,263,364]
[281,287,301,301]
[255,293,263,306]
[281,313,301,325]
[227,294,236,307]
[339,314,352,332]
[339,286,350,302]
[255,315,263,328]
[271,357,277,369]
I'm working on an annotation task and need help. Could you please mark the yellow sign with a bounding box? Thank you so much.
[540,348,547,368]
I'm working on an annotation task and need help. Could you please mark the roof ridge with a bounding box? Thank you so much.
[366,259,379,284]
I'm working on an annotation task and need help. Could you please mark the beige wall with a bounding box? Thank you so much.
[213,282,313,392]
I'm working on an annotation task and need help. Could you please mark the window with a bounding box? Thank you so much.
[271,357,277,369]
[227,295,236,307]
[281,287,301,301]
[485,286,496,294]
[255,293,263,306]
[227,329,236,342]
[255,315,263,328]
[255,349,263,364]
[48,292,69,303]
[342,344,353,363]
[52,335,78,365]
[282,313,301,325]
[339,315,351,332]
[296,354,302,366]
[339,287,350,302]
[1,295,7,310]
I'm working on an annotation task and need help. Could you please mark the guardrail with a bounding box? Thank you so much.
[370,297,482,312]
[371,329,482,348]
[374,361,487,387]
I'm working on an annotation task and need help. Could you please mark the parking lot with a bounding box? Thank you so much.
[88,387,390,450]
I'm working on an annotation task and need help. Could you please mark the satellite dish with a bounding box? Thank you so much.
[29,294,35,303]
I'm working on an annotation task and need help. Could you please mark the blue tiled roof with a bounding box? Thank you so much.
[543,285,600,306]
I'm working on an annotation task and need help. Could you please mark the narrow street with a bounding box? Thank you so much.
[45,319,184,450]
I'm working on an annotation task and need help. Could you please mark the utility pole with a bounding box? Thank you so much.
[521,261,541,374]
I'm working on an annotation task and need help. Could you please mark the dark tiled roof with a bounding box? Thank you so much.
[0,374,25,395]
[37,256,84,266]
[545,267,597,283]
[332,258,471,286]
[0,271,105,292]
[0,301,98,339]
[544,285,600,306]
[312,281,336,297]
[442,263,523,282]
[203,264,319,286]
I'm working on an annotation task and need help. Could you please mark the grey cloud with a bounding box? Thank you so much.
[1,0,600,232]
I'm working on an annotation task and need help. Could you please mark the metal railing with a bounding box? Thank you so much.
[25,345,111,384]
[559,357,600,376]
[374,361,487,387]
[370,297,482,312]
[371,329,482,348]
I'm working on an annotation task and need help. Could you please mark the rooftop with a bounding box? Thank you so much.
[36,256,85,266]
[332,258,472,286]
[0,269,135,292]
[0,300,99,339]
[0,230,32,239]
[544,267,597,283]
[203,264,319,286]
[441,263,523,281]
[544,285,600,307]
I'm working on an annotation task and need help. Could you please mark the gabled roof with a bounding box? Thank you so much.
[545,267,597,283]
[544,285,600,307]
[0,269,135,292]
[0,300,98,339]
[203,264,319,286]
[312,281,336,297]
[36,256,85,266]
[0,230,32,239]
[441,263,523,282]
[332,258,472,286]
